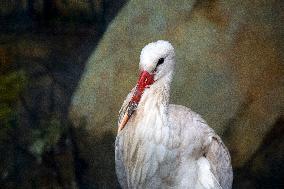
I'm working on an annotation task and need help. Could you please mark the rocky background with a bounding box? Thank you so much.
[1,0,283,188]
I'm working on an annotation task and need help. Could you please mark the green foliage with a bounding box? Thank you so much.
[0,70,26,122]
[0,69,27,149]
[0,69,26,160]
[0,65,68,187]
[0,64,27,187]
[29,115,64,160]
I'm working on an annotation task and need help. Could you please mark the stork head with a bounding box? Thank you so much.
[118,40,175,133]
[140,40,175,81]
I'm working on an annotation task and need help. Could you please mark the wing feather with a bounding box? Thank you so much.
[118,87,136,126]
[205,135,233,189]
[115,135,128,189]
[116,87,136,188]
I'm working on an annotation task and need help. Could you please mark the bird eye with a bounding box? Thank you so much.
[157,58,164,67]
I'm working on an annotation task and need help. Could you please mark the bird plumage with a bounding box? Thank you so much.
[115,40,233,189]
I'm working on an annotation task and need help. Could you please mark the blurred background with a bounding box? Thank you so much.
[0,0,283,188]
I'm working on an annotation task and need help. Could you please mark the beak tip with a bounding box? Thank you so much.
[117,113,130,134]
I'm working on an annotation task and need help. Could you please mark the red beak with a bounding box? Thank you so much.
[117,71,155,133]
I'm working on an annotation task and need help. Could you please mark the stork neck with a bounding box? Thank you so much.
[139,72,173,117]
[133,72,173,144]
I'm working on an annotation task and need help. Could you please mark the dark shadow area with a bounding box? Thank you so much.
[0,1,127,188]
[223,96,284,189]
[232,117,284,189]
[70,122,119,188]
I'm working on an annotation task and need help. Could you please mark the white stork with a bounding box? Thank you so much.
[115,40,233,189]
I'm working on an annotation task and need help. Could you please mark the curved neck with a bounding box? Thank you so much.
[137,72,173,124]
[131,72,173,144]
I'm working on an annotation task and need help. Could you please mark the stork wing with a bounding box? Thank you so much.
[115,87,136,189]
[205,135,233,189]
[115,135,128,189]
[118,86,136,126]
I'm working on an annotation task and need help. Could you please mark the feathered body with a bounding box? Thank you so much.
[115,41,233,189]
